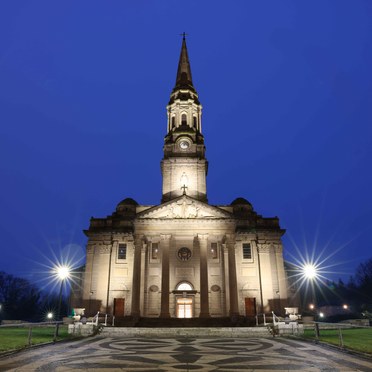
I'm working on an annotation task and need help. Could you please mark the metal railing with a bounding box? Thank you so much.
[255,313,268,326]
[272,311,281,326]
[88,312,115,327]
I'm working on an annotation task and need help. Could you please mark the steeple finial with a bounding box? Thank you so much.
[174,33,195,92]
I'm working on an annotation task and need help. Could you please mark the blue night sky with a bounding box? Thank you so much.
[0,1,371,288]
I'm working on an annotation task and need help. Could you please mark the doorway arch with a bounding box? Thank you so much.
[176,282,193,291]
[174,281,195,318]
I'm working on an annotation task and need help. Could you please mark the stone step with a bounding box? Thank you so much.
[100,326,272,338]
[113,316,257,328]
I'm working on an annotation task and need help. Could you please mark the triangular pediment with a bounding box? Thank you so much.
[137,195,231,219]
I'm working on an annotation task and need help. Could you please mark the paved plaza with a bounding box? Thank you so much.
[0,336,372,371]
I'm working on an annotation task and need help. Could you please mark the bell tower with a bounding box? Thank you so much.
[161,35,208,203]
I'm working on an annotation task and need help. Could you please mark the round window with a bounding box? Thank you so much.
[178,247,192,261]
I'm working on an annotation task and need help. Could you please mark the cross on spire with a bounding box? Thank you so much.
[181,184,188,195]
[180,32,188,40]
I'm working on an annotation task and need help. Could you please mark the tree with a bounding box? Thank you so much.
[0,271,41,321]
[353,258,372,310]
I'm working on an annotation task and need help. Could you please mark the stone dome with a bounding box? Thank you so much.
[231,197,252,206]
[117,198,138,206]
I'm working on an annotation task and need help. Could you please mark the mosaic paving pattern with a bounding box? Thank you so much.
[0,336,372,371]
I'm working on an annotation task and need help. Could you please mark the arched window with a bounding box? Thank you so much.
[181,113,187,125]
[193,116,197,128]
[171,116,175,128]
[176,282,193,291]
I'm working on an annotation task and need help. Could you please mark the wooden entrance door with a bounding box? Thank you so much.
[176,298,193,318]
[114,298,125,317]
[245,297,256,317]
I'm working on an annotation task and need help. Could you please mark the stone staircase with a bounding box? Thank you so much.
[98,316,273,338]
[114,316,257,328]
[100,325,272,338]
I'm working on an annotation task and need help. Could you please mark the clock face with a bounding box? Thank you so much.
[179,140,190,150]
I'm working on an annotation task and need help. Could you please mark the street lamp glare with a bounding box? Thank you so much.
[47,312,53,319]
[303,264,317,279]
[57,266,70,280]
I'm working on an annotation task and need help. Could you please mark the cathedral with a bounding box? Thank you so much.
[74,37,292,320]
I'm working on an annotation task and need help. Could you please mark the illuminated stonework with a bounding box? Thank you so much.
[74,37,294,320]
[178,247,192,261]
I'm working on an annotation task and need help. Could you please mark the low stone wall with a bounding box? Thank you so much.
[1,320,29,325]
[68,324,96,336]
[277,323,304,335]
[101,327,272,338]
[340,319,370,327]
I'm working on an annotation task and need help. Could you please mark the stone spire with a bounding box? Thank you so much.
[161,35,207,203]
[173,34,196,93]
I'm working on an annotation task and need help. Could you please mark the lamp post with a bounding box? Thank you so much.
[54,265,70,340]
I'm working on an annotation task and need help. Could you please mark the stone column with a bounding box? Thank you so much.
[256,241,272,313]
[252,240,264,313]
[198,233,210,318]
[275,243,288,306]
[97,244,111,313]
[226,236,239,317]
[160,234,171,318]
[222,243,230,316]
[131,236,142,318]
[82,244,95,314]
[139,242,147,316]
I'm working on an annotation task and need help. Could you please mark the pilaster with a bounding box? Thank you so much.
[139,242,147,315]
[222,243,230,316]
[131,236,142,318]
[160,234,171,318]
[198,233,210,318]
[226,235,239,317]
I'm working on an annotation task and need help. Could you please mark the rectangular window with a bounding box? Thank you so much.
[118,244,127,260]
[210,242,218,259]
[242,243,252,260]
[151,243,159,260]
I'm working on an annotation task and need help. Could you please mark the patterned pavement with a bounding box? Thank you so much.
[0,336,372,371]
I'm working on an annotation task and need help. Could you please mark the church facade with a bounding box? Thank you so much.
[75,38,292,319]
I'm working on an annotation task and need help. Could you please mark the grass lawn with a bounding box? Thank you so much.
[0,325,72,352]
[303,328,372,354]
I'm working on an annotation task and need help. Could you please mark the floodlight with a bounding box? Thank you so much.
[303,264,317,279]
[56,266,70,280]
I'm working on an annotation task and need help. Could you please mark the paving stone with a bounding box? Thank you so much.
[0,336,371,371]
